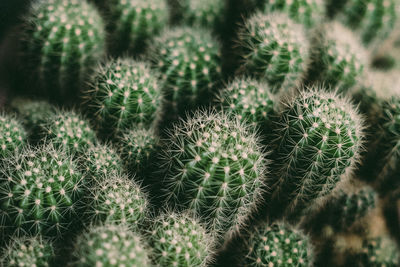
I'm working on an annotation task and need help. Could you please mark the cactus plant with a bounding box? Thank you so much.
[20,0,105,102]
[1,236,54,267]
[149,212,214,267]
[337,0,397,45]
[73,223,150,266]
[0,113,27,159]
[89,174,148,228]
[268,88,364,221]
[83,58,162,138]
[150,27,222,124]
[181,0,226,32]
[306,22,367,94]
[161,110,267,240]
[357,236,399,266]
[244,223,312,266]
[237,12,309,94]
[0,144,86,238]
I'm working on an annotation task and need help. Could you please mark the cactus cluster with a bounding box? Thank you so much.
[0,113,27,159]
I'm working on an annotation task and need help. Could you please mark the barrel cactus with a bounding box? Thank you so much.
[0,113,27,159]
[357,236,399,266]
[83,58,161,138]
[20,0,105,102]
[161,110,266,240]
[1,236,54,267]
[181,0,226,32]
[149,212,214,267]
[73,223,150,266]
[0,144,86,238]
[237,12,309,94]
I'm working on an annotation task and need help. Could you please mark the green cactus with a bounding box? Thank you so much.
[20,0,105,102]
[104,0,169,55]
[357,236,399,267]
[245,223,312,266]
[0,113,27,159]
[149,212,214,267]
[306,22,367,94]
[161,110,266,240]
[73,223,150,266]
[181,0,226,32]
[268,88,364,221]
[150,27,222,123]
[237,12,309,94]
[337,0,397,45]
[40,110,97,155]
[1,236,54,267]
[0,144,86,238]
[83,58,162,138]
[89,174,148,228]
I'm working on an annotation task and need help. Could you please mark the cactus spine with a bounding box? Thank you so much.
[0,113,27,159]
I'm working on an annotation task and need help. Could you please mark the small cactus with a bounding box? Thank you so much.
[149,212,214,267]
[357,236,399,266]
[1,236,54,267]
[237,12,309,94]
[83,58,162,138]
[161,110,266,240]
[0,113,27,159]
[181,0,226,32]
[73,223,150,266]
[20,0,105,102]
[245,223,312,266]
[0,144,86,238]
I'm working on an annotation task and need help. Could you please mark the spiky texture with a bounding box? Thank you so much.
[181,0,225,31]
[268,88,364,221]
[20,0,105,102]
[0,113,27,159]
[337,0,397,45]
[245,223,312,266]
[105,0,168,54]
[83,58,161,138]
[0,144,85,238]
[161,110,266,240]
[306,22,367,94]
[40,110,97,155]
[149,212,214,267]
[150,27,222,122]
[73,223,150,267]
[238,12,309,94]
[88,174,148,228]
[1,236,54,267]
[357,236,399,266]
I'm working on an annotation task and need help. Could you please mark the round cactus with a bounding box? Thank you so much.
[20,0,105,102]
[73,223,150,266]
[268,87,364,221]
[245,223,312,266]
[40,110,97,155]
[150,27,222,123]
[89,174,148,228]
[306,22,367,94]
[181,0,226,31]
[161,110,266,239]
[337,0,397,45]
[104,0,168,55]
[1,236,54,267]
[83,58,162,138]
[0,113,27,159]
[357,236,399,266]
[237,12,309,94]
[0,144,86,238]
[149,212,214,267]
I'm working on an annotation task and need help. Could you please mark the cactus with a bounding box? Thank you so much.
[83,58,162,138]
[357,236,399,266]
[237,12,309,94]
[268,88,364,221]
[150,27,222,123]
[20,0,105,102]
[244,223,312,266]
[0,144,86,238]
[40,110,97,155]
[104,0,168,55]
[306,22,367,94]
[337,0,397,45]
[73,223,150,266]
[161,110,266,240]
[181,0,226,32]
[89,174,148,228]
[0,113,27,159]
[149,212,214,267]
[1,236,54,267]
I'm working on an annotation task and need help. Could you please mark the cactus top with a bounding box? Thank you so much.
[0,113,27,158]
